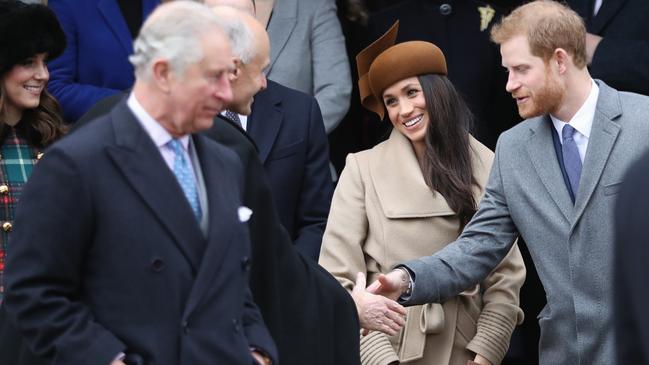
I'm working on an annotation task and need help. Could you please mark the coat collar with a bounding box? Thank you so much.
[248,80,283,163]
[106,101,207,271]
[369,130,455,218]
[572,80,621,226]
[525,80,622,224]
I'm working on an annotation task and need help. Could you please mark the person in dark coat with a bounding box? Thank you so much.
[74,7,361,361]
[74,93,361,365]
[614,149,649,364]
[567,0,649,96]
[3,3,278,365]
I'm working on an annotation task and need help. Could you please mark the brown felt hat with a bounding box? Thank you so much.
[356,21,447,119]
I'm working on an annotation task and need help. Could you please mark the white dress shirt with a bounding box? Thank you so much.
[127,93,198,180]
[550,80,599,163]
[594,0,603,15]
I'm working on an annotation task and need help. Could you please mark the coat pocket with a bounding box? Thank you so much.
[267,139,304,161]
[603,181,622,196]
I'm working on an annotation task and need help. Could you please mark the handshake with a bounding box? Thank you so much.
[352,270,493,365]
[351,269,411,336]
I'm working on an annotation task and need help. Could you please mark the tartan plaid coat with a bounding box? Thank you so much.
[0,128,42,301]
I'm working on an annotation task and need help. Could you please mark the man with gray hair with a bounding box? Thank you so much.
[3,2,277,365]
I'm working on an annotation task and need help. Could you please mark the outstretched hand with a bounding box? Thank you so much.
[366,269,410,301]
[352,272,406,336]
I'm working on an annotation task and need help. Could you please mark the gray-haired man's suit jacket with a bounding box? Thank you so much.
[400,80,649,364]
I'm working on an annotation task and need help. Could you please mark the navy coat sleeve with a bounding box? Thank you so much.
[291,98,333,259]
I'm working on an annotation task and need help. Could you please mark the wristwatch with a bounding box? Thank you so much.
[396,267,413,296]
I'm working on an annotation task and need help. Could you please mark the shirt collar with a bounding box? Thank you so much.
[127,93,190,151]
[551,79,599,139]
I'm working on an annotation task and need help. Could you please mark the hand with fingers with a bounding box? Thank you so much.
[352,272,407,336]
[366,268,411,301]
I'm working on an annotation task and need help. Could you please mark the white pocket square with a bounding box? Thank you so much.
[238,206,253,222]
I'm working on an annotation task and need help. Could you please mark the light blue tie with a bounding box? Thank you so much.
[562,124,582,200]
[168,139,202,221]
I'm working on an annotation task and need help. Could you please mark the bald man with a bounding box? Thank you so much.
[209,0,334,261]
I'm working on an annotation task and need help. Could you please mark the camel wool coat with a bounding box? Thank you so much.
[319,130,525,365]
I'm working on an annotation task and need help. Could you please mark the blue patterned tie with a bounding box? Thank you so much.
[562,124,582,199]
[168,139,202,221]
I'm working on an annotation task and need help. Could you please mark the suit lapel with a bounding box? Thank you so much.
[248,83,283,163]
[97,0,134,55]
[526,117,574,222]
[589,0,628,33]
[183,136,239,315]
[266,0,297,73]
[106,102,205,271]
[572,82,622,226]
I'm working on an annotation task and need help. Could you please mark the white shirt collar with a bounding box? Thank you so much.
[550,79,599,140]
[127,93,190,151]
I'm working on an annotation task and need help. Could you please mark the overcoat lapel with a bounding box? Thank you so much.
[589,0,628,33]
[97,0,133,55]
[266,0,297,73]
[572,82,621,227]
[370,130,454,218]
[183,135,239,315]
[248,87,283,163]
[526,117,573,222]
[106,102,205,271]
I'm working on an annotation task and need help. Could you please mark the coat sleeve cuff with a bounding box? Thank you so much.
[465,308,518,365]
[359,331,399,365]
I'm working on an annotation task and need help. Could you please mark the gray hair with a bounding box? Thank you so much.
[211,8,255,64]
[129,1,226,80]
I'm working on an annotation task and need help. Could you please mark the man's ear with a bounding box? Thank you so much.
[151,58,173,92]
[231,58,243,80]
[553,48,570,74]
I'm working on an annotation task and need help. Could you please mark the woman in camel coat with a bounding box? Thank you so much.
[319,22,525,365]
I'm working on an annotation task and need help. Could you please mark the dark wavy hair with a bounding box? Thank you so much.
[418,74,478,231]
[0,0,67,146]
[0,82,67,148]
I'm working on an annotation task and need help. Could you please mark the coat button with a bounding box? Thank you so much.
[232,318,240,332]
[439,3,452,15]
[150,258,165,272]
[241,256,251,271]
[2,222,12,232]
[182,320,189,334]
[0,185,8,194]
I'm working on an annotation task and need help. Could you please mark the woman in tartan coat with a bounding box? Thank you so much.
[0,1,67,363]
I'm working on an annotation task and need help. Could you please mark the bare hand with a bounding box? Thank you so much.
[585,33,603,65]
[251,350,270,365]
[472,354,493,365]
[352,272,406,336]
[109,361,126,365]
[366,269,409,301]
